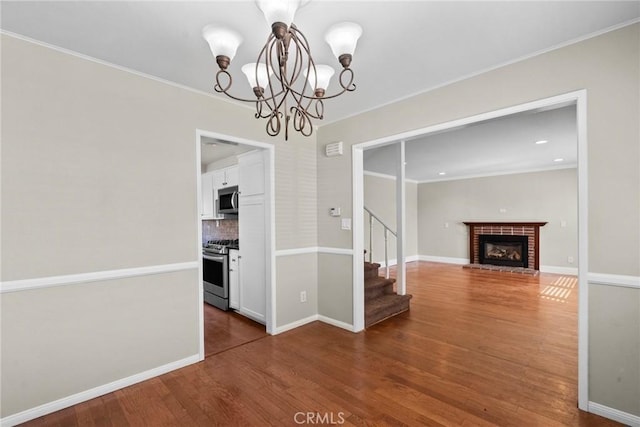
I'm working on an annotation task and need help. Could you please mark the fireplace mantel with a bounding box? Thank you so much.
[463,221,548,227]
[463,221,547,270]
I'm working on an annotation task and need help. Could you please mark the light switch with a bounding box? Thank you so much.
[341,218,351,230]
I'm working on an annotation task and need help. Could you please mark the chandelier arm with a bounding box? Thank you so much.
[290,106,314,137]
[313,69,356,101]
[214,70,268,103]
[271,66,356,102]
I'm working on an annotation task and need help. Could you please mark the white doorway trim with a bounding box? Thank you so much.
[352,89,588,410]
[195,129,276,361]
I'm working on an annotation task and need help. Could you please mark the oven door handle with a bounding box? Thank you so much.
[203,254,226,262]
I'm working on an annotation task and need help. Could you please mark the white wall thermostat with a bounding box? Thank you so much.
[329,207,341,217]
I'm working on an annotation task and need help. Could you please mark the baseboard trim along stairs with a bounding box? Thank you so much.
[365,261,412,327]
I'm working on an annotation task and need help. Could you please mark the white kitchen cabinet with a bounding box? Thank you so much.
[208,165,238,219]
[213,165,238,189]
[238,196,266,324]
[200,172,215,219]
[238,151,265,197]
[229,249,240,310]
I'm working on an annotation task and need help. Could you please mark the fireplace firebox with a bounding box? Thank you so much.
[479,234,528,268]
[463,222,546,271]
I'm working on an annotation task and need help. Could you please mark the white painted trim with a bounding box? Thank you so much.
[0,354,200,427]
[272,314,356,335]
[588,401,640,427]
[589,273,640,289]
[318,247,354,256]
[576,90,589,411]
[418,255,469,265]
[195,129,276,336]
[540,265,579,275]
[352,147,365,333]
[317,315,356,332]
[195,132,206,361]
[352,89,590,410]
[274,247,354,257]
[0,262,199,294]
[363,170,419,184]
[272,315,318,335]
[275,247,318,256]
[266,147,277,336]
[396,141,407,295]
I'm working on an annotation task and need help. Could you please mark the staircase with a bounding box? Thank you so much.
[365,261,412,327]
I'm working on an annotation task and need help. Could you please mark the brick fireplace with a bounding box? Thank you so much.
[463,222,547,271]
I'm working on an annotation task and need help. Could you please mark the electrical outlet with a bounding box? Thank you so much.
[568,256,574,264]
[300,291,307,303]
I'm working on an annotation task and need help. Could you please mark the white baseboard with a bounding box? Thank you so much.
[418,255,469,265]
[540,265,579,275]
[272,314,356,335]
[589,401,640,426]
[0,354,200,427]
[317,315,356,332]
[272,315,318,335]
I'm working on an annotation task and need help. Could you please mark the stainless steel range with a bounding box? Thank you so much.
[203,239,239,311]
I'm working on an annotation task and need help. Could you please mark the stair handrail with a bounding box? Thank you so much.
[364,206,396,279]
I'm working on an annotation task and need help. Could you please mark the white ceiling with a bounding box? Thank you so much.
[2,1,638,125]
[201,136,256,166]
[1,2,637,175]
[364,104,577,182]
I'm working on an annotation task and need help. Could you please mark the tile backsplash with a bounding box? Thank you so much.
[202,219,238,243]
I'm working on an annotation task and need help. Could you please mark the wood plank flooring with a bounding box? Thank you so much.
[203,303,267,357]
[23,262,620,426]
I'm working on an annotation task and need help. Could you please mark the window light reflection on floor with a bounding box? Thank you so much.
[540,276,577,303]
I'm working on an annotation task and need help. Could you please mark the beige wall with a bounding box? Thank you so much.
[275,253,318,326]
[1,34,318,417]
[363,173,418,264]
[317,253,353,324]
[418,169,578,269]
[317,24,640,416]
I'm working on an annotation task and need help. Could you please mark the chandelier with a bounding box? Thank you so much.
[202,0,362,140]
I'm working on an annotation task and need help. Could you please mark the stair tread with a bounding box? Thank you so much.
[364,276,396,289]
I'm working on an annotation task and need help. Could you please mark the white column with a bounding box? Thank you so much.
[396,141,406,295]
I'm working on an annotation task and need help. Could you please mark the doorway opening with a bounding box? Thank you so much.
[196,129,276,360]
[352,90,588,410]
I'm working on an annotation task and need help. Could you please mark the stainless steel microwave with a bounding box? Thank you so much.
[217,185,238,215]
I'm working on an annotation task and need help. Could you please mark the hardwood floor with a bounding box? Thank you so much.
[203,303,267,357]
[23,262,620,426]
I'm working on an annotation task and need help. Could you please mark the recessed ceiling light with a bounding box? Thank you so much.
[554,158,564,162]
[438,172,446,176]
[535,140,548,145]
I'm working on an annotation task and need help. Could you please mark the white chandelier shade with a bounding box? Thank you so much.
[202,25,243,64]
[325,22,363,61]
[256,0,302,27]
[303,64,335,91]
[241,62,273,89]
